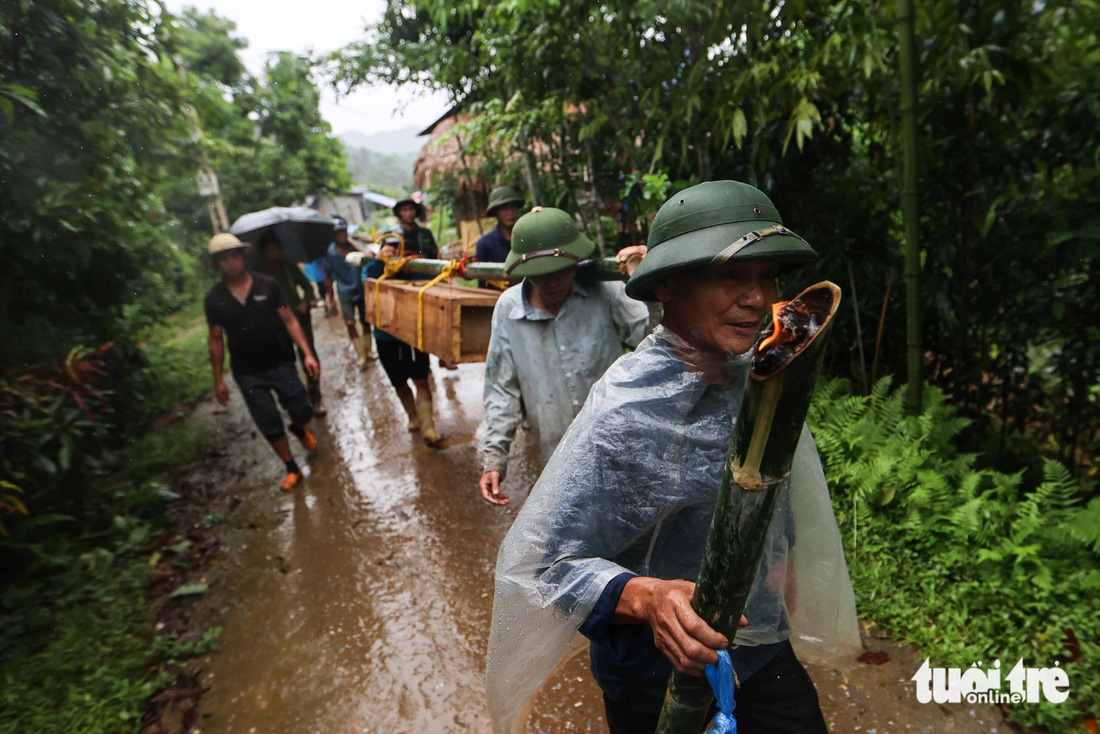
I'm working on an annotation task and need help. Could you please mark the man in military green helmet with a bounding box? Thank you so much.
[487,182,859,734]
[477,207,655,505]
[475,185,525,288]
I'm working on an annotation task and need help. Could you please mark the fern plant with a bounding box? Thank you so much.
[808,377,1099,734]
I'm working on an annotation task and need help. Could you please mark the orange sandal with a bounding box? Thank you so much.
[280,471,303,491]
[291,425,318,452]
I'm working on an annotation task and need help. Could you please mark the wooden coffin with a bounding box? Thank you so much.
[364,278,502,363]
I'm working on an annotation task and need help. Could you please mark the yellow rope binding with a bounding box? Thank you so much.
[416,261,459,351]
[372,231,411,325]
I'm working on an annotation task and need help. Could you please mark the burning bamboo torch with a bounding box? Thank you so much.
[656,281,843,733]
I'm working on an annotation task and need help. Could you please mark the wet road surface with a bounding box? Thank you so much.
[195,312,1013,733]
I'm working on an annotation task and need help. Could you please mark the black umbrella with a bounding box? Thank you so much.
[228,206,336,263]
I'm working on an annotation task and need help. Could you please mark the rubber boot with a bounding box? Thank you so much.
[361,332,377,361]
[399,391,420,432]
[415,396,443,447]
[353,334,371,369]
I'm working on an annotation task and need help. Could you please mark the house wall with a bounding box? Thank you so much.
[313,195,373,224]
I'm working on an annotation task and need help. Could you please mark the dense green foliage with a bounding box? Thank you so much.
[0,505,219,734]
[0,0,191,358]
[0,0,348,522]
[336,0,1100,474]
[0,1,349,365]
[0,4,345,727]
[0,317,215,732]
[809,378,1098,732]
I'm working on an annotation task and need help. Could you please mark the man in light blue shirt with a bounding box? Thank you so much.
[478,207,654,505]
[323,216,375,368]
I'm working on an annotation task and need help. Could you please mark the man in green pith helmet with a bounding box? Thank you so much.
[477,206,655,506]
[486,182,860,734]
[475,185,525,288]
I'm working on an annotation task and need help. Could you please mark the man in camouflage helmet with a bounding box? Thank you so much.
[477,207,654,505]
[487,182,852,733]
[474,185,524,288]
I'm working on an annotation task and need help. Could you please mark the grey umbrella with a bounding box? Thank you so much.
[228,206,336,263]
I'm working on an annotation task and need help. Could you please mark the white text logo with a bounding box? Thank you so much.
[911,659,1069,705]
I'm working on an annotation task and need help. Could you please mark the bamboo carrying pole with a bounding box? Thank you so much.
[655,282,843,734]
[349,252,628,284]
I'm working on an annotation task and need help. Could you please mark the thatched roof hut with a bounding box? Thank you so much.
[414,109,493,220]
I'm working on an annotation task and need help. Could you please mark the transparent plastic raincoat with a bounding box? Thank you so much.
[486,327,860,733]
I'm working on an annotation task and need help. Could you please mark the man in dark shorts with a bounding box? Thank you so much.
[256,231,325,415]
[362,232,443,448]
[204,233,322,491]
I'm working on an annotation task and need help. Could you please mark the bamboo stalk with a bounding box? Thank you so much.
[349,253,626,284]
[897,0,923,415]
[656,282,842,734]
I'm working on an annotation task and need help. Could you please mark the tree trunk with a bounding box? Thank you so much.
[521,130,542,207]
[584,137,608,256]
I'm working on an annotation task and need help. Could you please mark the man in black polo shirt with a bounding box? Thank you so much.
[204,233,322,491]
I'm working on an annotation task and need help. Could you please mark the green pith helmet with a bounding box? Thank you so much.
[485,185,525,216]
[504,207,596,277]
[625,180,818,301]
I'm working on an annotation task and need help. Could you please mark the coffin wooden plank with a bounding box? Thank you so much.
[364,278,501,363]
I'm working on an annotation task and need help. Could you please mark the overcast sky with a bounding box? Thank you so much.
[167,0,450,137]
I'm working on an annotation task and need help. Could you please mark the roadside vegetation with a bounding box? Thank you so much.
[809,379,1098,732]
[0,321,217,733]
[0,2,348,729]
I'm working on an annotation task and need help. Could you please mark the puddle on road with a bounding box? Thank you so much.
[199,316,601,733]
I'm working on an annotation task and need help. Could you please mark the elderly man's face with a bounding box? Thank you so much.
[656,260,780,356]
[527,265,577,311]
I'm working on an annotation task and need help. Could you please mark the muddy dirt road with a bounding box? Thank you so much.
[193,313,1014,734]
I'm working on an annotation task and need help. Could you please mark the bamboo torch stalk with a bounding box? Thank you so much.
[656,282,842,734]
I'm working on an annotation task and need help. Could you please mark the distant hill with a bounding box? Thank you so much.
[338,127,424,154]
[338,128,424,192]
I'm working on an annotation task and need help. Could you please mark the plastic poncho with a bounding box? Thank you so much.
[486,327,860,733]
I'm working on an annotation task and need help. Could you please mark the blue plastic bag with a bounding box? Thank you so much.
[705,649,737,733]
